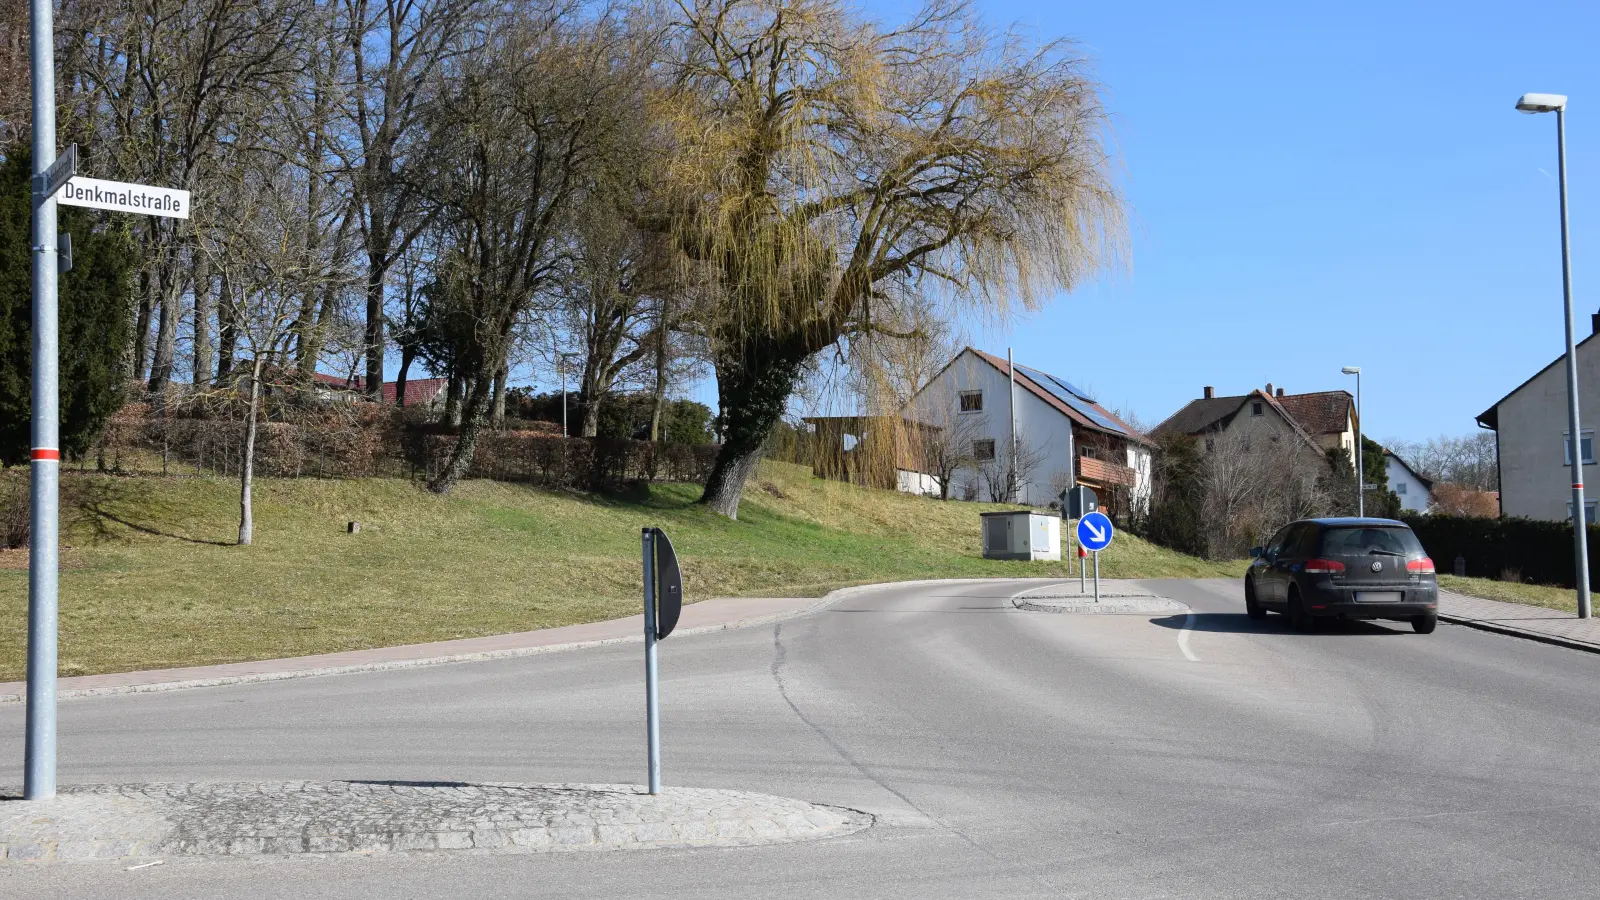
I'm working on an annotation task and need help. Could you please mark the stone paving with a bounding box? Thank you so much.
[1439,589,1600,652]
[0,782,869,864]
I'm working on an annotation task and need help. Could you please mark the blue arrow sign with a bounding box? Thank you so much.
[1076,511,1114,552]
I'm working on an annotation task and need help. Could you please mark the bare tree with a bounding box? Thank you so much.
[977,430,1046,504]
[1386,432,1499,492]
[343,0,485,400]
[653,0,1124,518]
[423,3,640,492]
[919,413,984,500]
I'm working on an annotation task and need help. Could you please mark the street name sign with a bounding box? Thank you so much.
[57,176,190,219]
[32,144,77,200]
[1076,511,1114,552]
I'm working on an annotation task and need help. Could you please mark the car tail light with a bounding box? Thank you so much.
[1407,557,1435,574]
[1304,559,1345,574]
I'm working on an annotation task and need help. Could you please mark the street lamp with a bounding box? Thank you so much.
[558,352,581,439]
[1517,91,1591,619]
[1341,366,1362,518]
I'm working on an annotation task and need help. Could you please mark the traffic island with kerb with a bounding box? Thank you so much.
[1014,581,1190,615]
[0,782,870,863]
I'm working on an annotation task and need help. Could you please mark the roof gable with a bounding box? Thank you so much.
[962,348,1151,445]
[1477,330,1600,429]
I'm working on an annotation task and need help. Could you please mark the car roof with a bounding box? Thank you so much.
[1297,517,1410,527]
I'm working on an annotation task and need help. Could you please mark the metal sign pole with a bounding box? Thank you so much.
[1093,550,1100,603]
[641,530,662,795]
[26,0,61,802]
[1079,548,1086,592]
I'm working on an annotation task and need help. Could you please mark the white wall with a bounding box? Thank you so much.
[1495,336,1600,522]
[1385,456,1431,513]
[902,350,1146,507]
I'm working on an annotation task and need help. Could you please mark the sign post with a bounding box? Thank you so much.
[26,0,61,802]
[641,527,683,795]
[1076,511,1114,603]
[23,63,189,797]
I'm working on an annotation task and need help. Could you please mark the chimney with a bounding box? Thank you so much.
[1203,385,1214,399]
[1276,386,1285,398]
[1265,382,1274,397]
[1592,311,1600,336]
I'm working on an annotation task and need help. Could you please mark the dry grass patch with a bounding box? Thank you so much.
[0,461,1240,679]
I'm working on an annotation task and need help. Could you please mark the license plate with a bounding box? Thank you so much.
[1355,591,1402,603]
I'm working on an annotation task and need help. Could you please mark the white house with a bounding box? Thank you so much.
[898,348,1153,518]
[1384,450,1434,514]
[1476,317,1600,522]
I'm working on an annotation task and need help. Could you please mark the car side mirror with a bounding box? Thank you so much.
[1249,547,1263,558]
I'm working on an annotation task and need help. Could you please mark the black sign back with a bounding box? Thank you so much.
[651,528,682,640]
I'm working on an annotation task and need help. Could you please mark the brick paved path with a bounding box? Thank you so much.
[0,782,868,864]
[1439,589,1600,652]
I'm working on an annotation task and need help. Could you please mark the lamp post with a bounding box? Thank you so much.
[559,352,580,439]
[1517,91,1591,619]
[1341,366,1362,518]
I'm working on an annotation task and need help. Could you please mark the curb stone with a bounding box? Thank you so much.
[0,783,874,865]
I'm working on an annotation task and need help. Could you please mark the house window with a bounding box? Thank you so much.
[1395,482,1407,495]
[1569,500,1599,524]
[973,439,996,461]
[1564,430,1595,465]
[1251,401,1263,416]
[959,391,983,413]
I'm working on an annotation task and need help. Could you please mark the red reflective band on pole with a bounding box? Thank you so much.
[1576,483,1585,489]
[31,449,60,461]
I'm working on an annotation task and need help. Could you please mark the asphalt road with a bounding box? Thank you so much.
[5,576,1600,899]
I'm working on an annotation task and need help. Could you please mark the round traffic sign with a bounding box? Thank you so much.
[1076,511,1114,552]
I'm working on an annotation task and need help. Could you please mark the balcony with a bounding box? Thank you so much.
[1077,455,1137,488]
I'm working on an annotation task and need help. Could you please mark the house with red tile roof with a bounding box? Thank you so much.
[1152,383,1357,469]
[310,372,449,409]
[895,347,1153,515]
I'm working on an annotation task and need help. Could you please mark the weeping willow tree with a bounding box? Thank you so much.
[656,0,1124,518]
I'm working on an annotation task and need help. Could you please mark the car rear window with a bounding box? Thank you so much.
[1319,526,1424,557]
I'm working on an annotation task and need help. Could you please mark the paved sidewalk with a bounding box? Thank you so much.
[0,593,841,704]
[0,782,869,864]
[1439,589,1600,652]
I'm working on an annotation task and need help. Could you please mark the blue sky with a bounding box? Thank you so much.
[958,0,1600,442]
[526,0,1598,444]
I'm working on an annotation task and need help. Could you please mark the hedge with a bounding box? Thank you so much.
[1401,513,1600,588]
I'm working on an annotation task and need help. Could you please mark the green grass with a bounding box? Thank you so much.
[1438,574,1581,614]
[0,461,1243,679]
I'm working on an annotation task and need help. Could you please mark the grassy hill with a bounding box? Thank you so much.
[0,461,1243,679]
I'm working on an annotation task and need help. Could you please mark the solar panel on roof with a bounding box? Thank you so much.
[1014,364,1126,435]
[1018,365,1095,403]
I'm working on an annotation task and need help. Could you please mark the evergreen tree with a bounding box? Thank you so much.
[0,150,137,466]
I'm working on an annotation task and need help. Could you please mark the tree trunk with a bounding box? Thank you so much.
[238,356,264,546]
[364,264,385,400]
[490,364,508,424]
[427,376,494,494]
[216,269,237,382]
[131,269,154,384]
[649,317,668,442]
[442,373,462,427]
[192,257,213,385]
[147,266,178,393]
[394,350,415,407]
[698,347,806,519]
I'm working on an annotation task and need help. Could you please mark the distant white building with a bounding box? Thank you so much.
[1384,450,1434,514]
[898,348,1153,518]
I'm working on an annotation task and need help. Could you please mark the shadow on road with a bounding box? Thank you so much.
[1148,612,1408,637]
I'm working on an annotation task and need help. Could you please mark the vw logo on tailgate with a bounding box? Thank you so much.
[1371,561,1383,572]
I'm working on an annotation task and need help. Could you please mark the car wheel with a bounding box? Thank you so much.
[1412,613,1437,635]
[1245,579,1266,620]
[1288,592,1316,633]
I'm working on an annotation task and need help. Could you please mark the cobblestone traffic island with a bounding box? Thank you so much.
[0,782,870,864]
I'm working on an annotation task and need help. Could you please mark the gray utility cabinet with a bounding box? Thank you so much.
[981,511,1061,561]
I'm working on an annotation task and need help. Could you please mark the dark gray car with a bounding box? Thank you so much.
[1245,517,1439,633]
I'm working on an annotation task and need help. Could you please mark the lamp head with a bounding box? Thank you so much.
[1341,366,1361,375]
[1516,93,1568,114]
